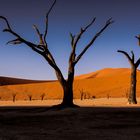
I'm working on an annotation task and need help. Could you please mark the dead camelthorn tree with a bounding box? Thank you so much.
[0,0,113,108]
[12,93,16,102]
[27,94,32,101]
[79,89,85,100]
[40,93,46,101]
[118,50,140,104]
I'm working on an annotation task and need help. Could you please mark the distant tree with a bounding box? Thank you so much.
[12,93,16,102]
[118,50,140,104]
[125,88,129,98]
[92,96,96,99]
[27,94,32,101]
[0,0,113,108]
[79,89,84,100]
[40,93,45,101]
[107,94,110,99]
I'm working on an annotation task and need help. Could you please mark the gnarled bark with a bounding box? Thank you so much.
[129,65,137,104]
[118,50,140,104]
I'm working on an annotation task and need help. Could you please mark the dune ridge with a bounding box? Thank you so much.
[0,68,140,101]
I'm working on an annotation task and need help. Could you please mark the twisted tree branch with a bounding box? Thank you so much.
[74,17,96,49]
[0,14,65,84]
[117,50,133,66]
[135,58,140,68]
[74,18,114,64]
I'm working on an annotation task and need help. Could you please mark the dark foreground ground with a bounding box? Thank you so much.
[0,106,140,140]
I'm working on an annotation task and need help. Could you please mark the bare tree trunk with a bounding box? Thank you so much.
[62,81,74,106]
[118,50,140,104]
[58,64,76,107]
[128,66,137,104]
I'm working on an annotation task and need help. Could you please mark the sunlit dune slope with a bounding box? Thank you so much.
[1,68,140,100]
[75,68,130,79]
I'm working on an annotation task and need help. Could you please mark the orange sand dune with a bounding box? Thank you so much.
[0,68,140,101]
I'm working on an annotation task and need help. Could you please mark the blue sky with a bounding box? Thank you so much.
[0,0,140,80]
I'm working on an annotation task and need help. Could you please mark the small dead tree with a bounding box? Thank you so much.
[118,50,140,104]
[125,89,129,98]
[92,96,96,99]
[12,93,16,102]
[0,0,113,108]
[107,94,110,99]
[40,93,46,101]
[27,94,32,101]
[79,89,84,100]
[86,92,91,99]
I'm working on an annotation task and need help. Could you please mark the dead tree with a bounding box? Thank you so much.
[107,94,110,99]
[12,93,16,102]
[79,89,85,100]
[0,0,113,108]
[28,94,32,101]
[40,93,45,101]
[118,50,140,104]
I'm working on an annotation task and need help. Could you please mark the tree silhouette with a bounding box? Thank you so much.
[117,50,140,104]
[40,93,45,101]
[27,94,32,101]
[12,93,16,102]
[0,0,113,108]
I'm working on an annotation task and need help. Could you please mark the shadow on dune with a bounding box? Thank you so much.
[0,76,55,86]
[0,106,140,140]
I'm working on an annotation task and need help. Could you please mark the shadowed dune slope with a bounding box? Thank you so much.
[0,76,49,86]
[1,68,140,100]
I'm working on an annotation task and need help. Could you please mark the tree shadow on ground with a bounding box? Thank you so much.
[0,106,140,140]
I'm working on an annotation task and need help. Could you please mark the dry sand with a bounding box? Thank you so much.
[0,98,140,107]
[0,102,140,140]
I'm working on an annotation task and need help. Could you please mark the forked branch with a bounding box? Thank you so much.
[117,50,132,63]
[0,16,43,54]
[131,51,134,63]
[74,18,114,64]
[118,50,140,68]
[74,17,96,49]
[135,57,140,68]
[33,24,44,45]
[69,17,96,64]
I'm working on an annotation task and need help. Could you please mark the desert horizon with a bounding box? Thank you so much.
[0,67,139,102]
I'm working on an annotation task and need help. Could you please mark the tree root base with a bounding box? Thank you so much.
[128,102,137,105]
[49,103,80,110]
[128,100,137,104]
